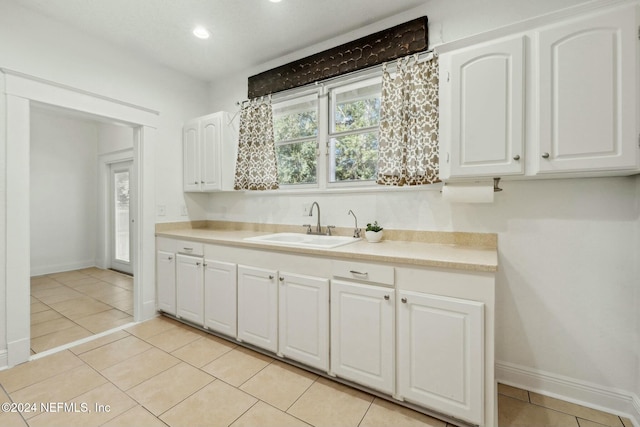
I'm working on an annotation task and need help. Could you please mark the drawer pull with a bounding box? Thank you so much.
[349,270,368,277]
[268,275,274,280]
[401,298,407,304]
[183,247,193,251]
[384,295,390,300]
[167,256,173,261]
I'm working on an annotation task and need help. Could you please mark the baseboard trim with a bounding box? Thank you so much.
[496,360,639,426]
[30,260,96,277]
[0,350,7,370]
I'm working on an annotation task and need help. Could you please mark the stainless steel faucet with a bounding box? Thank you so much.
[309,201,321,234]
[348,209,361,238]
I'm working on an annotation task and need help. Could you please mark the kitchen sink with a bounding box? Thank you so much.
[244,232,360,249]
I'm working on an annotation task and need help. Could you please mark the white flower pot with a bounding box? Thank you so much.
[365,230,383,243]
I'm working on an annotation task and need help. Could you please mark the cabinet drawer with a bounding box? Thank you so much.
[176,240,204,256]
[156,237,177,252]
[331,260,394,286]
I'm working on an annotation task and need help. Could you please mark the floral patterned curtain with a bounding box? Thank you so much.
[234,98,279,190]
[376,55,440,186]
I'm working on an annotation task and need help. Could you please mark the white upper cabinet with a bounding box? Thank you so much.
[440,35,526,179]
[535,5,638,174]
[183,120,200,192]
[183,111,238,192]
[439,3,639,181]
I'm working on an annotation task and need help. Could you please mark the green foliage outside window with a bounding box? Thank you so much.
[276,141,317,184]
[331,132,378,181]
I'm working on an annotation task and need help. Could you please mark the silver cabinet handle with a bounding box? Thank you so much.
[384,295,390,300]
[196,262,201,266]
[401,298,407,303]
[513,155,520,161]
[183,247,193,251]
[194,181,198,184]
[268,275,274,280]
[349,270,368,277]
[279,277,284,281]
[167,256,173,261]
[542,152,550,159]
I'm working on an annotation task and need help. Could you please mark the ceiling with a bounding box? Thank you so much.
[12,0,428,82]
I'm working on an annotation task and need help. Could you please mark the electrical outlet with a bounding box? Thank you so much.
[156,205,166,216]
[302,204,309,216]
[181,204,188,216]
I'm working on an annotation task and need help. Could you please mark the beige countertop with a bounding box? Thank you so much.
[156,223,498,273]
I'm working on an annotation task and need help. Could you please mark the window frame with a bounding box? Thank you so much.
[270,68,384,191]
[272,89,321,189]
[326,75,382,187]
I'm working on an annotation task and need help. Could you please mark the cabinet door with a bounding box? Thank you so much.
[200,114,222,191]
[204,259,237,338]
[176,254,204,326]
[183,120,201,192]
[330,280,394,394]
[441,35,525,178]
[536,5,638,173]
[156,250,176,315]
[237,265,278,353]
[398,291,484,425]
[278,272,329,371]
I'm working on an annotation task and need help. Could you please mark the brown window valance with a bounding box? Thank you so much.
[248,16,428,99]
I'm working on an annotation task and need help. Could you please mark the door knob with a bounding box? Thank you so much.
[541,152,550,159]
[513,155,520,161]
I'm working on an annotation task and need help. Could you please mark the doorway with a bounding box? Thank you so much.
[3,69,159,367]
[110,160,134,275]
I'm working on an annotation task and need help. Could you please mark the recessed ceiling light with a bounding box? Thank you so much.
[269,0,282,3]
[193,26,210,39]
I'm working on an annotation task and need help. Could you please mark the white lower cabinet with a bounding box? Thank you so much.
[398,290,485,425]
[176,254,204,326]
[204,260,237,338]
[278,272,329,371]
[330,280,394,394]
[157,238,495,426]
[237,265,278,353]
[156,249,176,315]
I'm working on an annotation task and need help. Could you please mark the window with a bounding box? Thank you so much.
[271,74,382,189]
[328,78,381,183]
[273,94,319,186]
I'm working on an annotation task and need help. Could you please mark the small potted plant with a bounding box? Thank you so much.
[365,221,384,243]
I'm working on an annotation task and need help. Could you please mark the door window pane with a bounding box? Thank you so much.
[114,170,130,263]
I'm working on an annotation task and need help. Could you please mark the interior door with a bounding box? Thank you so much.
[110,160,133,275]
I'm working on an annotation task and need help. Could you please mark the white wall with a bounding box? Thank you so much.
[30,109,99,275]
[0,1,210,224]
[97,122,133,155]
[208,0,591,112]
[206,0,640,418]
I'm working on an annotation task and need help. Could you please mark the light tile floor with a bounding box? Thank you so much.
[0,316,633,427]
[30,268,134,354]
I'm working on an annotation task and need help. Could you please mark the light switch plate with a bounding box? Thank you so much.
[156,205,166,216]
